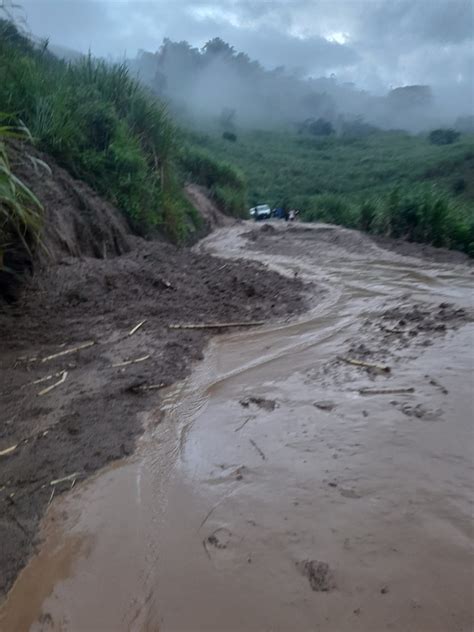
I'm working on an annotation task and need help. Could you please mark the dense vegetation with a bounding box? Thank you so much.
[0,119,44,269]
[0,19,245,255]
[189,127,474,255]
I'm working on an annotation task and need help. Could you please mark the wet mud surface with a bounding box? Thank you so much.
[1,221,473,631]
[0,237,306,597]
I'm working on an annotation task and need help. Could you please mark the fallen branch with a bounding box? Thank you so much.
[128,320,146,336]
[112,355,150,368]
[0,444,17,457]
[41,341,95,363]
[249,438,266,460]
[359,387,415,395]
[48,487,55,505]
[38,370,68,396]
[337,356,391,373]
[50,472,80,486]
[169,321,265,330]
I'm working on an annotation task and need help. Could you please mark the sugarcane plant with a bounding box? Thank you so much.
[0,116,43,271]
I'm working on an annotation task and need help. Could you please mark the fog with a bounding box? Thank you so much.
[128,38,473,133]
[14,0,474,133]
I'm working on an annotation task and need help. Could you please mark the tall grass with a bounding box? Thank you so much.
[0,19,228,242]
[0,117,44,270]
[299,187,474,255]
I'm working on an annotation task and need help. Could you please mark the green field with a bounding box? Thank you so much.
[188,128,474,254]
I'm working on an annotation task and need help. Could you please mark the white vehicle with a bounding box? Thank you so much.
[249,204,272,220]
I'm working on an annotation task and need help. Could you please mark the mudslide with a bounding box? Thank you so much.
[1,222,473,632]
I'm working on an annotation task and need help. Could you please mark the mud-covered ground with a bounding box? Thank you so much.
[243,221,473,266]
[1,219,473,632]
[0,238,307,596]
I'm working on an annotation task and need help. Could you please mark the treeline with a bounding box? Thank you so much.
[0,19,246,256]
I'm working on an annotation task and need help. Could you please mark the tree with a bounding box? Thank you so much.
[202,38,235,59]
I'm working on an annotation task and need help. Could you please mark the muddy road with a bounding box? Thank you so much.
[1,222,473,631]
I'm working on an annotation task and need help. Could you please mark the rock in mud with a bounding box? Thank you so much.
[313,400,336,411]
[399,403,443,421]
[299,560,335,592]
[239,396,277,411]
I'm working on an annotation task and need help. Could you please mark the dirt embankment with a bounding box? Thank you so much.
[0,142,133,300]
[185,184,235,232]
[0,150,307,597]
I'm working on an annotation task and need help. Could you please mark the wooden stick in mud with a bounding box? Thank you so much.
[50,472,80,486]
[234,416,253,432]
[32,373,57,385]
[0,444,17,457]
[38,370,68,396]
[249,438,266,460]
[48,487,55,505]
[337,356,391,373]
[128,320,146,336]
[169,321,265,330]
[112,355,150,368]
[359,387,415,395]
[41,341,95,362]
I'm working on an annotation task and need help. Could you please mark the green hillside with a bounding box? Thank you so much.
[188,127,474,254]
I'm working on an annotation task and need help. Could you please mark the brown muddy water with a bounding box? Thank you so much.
[1,223,473,632]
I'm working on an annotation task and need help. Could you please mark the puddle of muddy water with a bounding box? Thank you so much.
[1,224,473,632]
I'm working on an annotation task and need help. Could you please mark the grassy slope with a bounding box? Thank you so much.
[193,129,473,207]
[0,19,246,255]
[190,128,474,253]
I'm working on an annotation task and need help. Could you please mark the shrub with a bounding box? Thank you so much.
[429,129,460,145]
[452,178,466,194]
[298,118,334,136]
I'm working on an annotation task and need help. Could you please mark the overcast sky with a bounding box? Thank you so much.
[16,0,474,94]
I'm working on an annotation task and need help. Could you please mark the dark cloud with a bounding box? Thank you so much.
[16,0,474,94]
